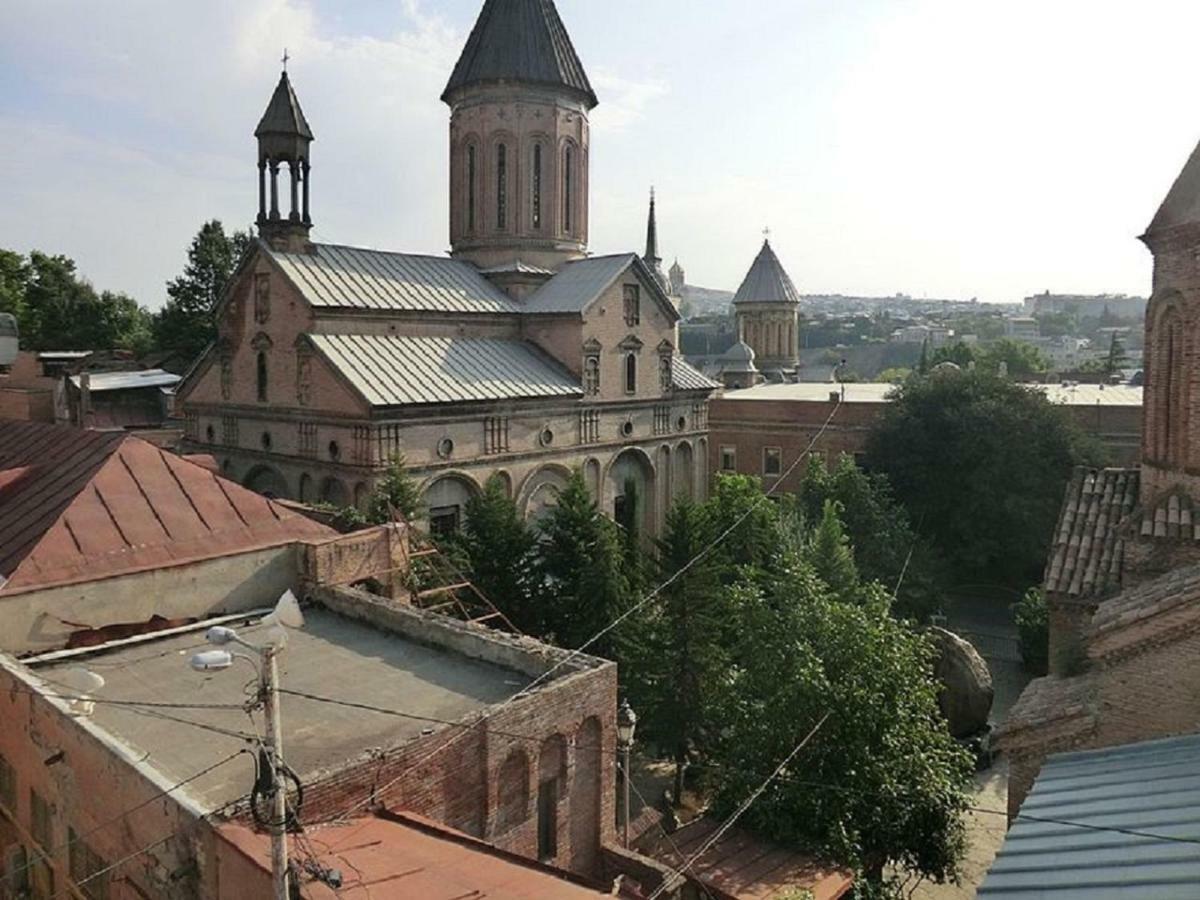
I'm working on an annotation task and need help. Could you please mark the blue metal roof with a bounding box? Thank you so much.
[979,733,1200,898]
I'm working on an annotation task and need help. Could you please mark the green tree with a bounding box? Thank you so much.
[0,250,28,329]
[626,499,728,797]
[156,221,252,361]
[794,455,943,622]
[1102,333,1129,377]
[930,341,976,369]
[807,499,859,601]
[704,473,783,578]
[978,338,1048,378]
[1013,587,1049,675]
[364,453,422,524]
[865,371,1096,586]
[455,474,538,630]
[917,339,930,374]
[535,471,632,658]
[712,565,972,892]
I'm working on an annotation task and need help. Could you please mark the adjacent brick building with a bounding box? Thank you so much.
[998,105,1200,819]
[708,381,1143,493]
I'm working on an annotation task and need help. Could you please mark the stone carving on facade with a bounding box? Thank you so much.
[254,272,271,325]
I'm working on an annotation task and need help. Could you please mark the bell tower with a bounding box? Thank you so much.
[443,0,598,272]
[255,65,314,253]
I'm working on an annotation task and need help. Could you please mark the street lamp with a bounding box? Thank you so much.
[187,592,303,900]
[616,699,637,848]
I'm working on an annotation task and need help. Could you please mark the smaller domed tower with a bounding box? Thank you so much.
[669,259,686,297]
[255,70,314,253]
[732,238,801,377]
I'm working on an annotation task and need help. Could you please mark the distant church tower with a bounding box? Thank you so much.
[732,238,801,377]
[669,259,686,297]
[1140,139,1200,502]
[443,0,598,272]
[255,69,314,253]
[643,188,670,294]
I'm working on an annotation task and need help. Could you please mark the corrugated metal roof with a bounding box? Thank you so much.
[979,733,1200,898]
[309,333,581,407]
[720,382,1144,406]
[733,239,801,306]
[0,421,331,593]
[636,816,853,900]
[442,0,597,108]
[222,812,615,899]
[268,243,519,314]
[523,253,636,314]
[672,356,720,392]
[69,369,181,392]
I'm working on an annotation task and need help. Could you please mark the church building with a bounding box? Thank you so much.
[176,0,717,536]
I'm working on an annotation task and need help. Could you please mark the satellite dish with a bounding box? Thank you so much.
[262,590,304,630]
[56,667,105,717]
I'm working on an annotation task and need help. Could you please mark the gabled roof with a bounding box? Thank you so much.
[672,356,720,392]
[0,421,332,593]
[442,0,597,109]
[255,71,313,139]
[307,334,581,407]
[733,239,801,306]
[524,253,681,322]
[1146,136,1200,235]
[980,733,1200,899]
[265,242,519,314]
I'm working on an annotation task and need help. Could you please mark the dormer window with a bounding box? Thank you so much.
[623,285,640,326]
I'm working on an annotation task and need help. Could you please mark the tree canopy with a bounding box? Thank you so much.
[155,220,252,361]
[864,370,1097,586]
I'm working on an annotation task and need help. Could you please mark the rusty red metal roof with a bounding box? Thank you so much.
[636,817,853,900]
[220,812,621,899]
[0,420,332,593]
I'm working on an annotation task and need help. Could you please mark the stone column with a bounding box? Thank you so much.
[269,161,281,220]
[258,161,267,222]
[302,160,311,224]
[289,160,300,222]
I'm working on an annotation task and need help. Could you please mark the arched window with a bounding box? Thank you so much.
[532,144,543,230]
[624,353,637,394]
[496,143,508,230]
[467,144,478,233]
[562,144,574,235]
[584,355,600,396]
[256,351,268,402]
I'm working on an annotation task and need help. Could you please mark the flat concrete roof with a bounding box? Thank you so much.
[722,382,1143,407]
[31,607,526,812]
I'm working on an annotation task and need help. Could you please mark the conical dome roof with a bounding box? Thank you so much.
[255,72,312,139]
[442,0,597,108]
[732,240,799,306]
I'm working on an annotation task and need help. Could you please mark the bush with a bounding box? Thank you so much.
[1014,588,1048,675]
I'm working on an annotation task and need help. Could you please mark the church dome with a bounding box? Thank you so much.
[733,239,800,306]
[721,340,759,374]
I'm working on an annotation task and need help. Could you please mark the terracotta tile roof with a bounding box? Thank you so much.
[1043,467,1139,601]
[0,421,332,594]
[636,817,853,900]
[219,812,618,898]
[1088,560,1200,644]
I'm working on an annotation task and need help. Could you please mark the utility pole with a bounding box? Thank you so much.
[262,645,290,900]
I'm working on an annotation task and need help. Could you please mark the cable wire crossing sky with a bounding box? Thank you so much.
[1,0,1197,306]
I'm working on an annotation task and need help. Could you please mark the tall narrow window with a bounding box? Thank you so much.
[584,356,600,396]
[625,353,637,394]
[467,144,477,233]
[563,145,574,234]
[497,143,508,230]
[257,351,268,402]
[532,144,543,230]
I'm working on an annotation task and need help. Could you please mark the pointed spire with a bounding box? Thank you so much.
[1146,138,1200,236]
[256,71,313,140]
[443,0,597,108]
[645,187,661,265]
[733,239,800,305]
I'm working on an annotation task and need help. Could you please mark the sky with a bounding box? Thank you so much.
[2,0,1200,308]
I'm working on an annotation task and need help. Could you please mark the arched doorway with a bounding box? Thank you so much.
[583,458,601,499]
[422,474,480,536]
[244,465,289,499]
[605,448,656,539]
